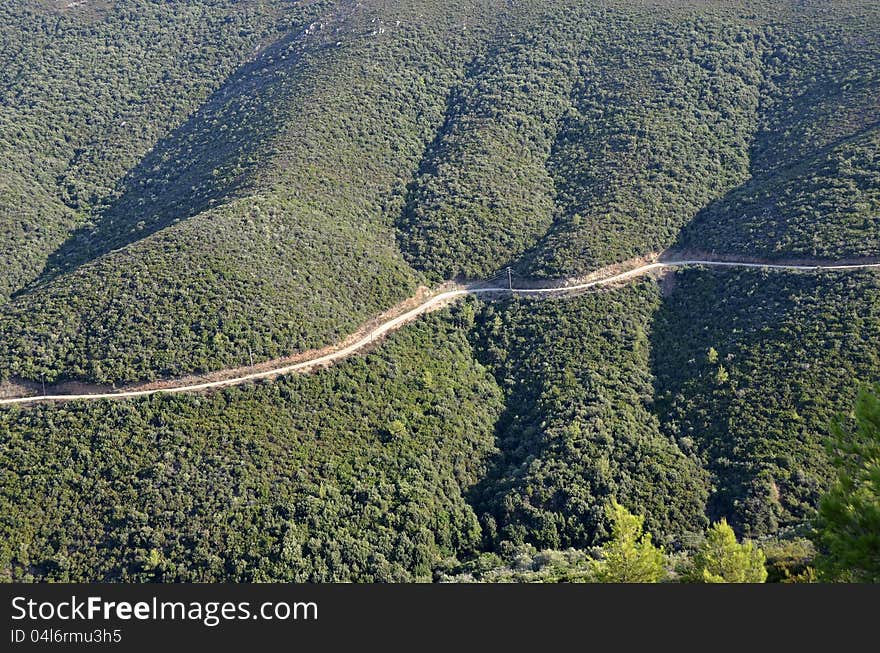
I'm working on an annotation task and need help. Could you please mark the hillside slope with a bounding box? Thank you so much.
[2,0,877,386]
[0,0,309,301]
[4,269,879,581]
[0,0,504,385]
[1,0,879,582]
[678,7,880,259]
[0,313,503,582]
[652,268,880,536]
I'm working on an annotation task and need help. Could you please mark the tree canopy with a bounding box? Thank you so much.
[815,386,880,582]
[592,501,667,583]
[687,520,768,583]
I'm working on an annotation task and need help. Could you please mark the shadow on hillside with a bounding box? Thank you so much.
[673,64,880,256]
[674,121,879,257]
[646,275,742,529]
[29,29,309,288]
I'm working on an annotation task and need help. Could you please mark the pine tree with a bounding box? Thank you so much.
[707,347,719,364]
[815,385,880,582]
[593,500,667,583]
[688,519,767,583]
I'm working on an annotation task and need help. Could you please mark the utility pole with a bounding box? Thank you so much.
[507,266,513,291]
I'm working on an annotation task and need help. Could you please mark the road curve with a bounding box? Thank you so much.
[2,258,879,406]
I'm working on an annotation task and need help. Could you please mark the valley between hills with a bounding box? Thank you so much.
[1,0,878,583]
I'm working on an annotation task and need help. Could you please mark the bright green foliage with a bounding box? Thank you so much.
[815,386,880,582]
[688,519,768,583]
[592,501,667,583]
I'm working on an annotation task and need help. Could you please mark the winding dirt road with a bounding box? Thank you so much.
[2,257,879,406]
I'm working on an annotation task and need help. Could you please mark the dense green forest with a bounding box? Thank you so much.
[0,0,318,301]
[652,269,880,537]
[1,0,878,583]
[0,0,501,384]
[3,271,878,581]
[397,4,585,279]
[525,11,765,276]
[0,314,504,582]
[466,284,709,549]
[2,0,878,385]
[678,12,880,260]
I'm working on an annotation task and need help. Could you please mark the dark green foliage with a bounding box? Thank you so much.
[42,27,323,277]
[3,1,878,386]
[0,314,504,582]
[0,198,417,384]
[528,12,765,276]
[815,385,880,582]
[680,130,880,261]
[397,5,585,279]
[0,0,311,301]
[762,538,816,583]
[3,270,877,581]
[1,0,879,584]
[0,0,503,384]
[652,269,880,537]
[679,9,880,259]
[467,284,709,550]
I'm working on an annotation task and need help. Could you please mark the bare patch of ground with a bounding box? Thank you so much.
[658,267,678,297]
[0,379,40,400]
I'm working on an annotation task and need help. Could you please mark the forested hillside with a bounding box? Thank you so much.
[397,4,585,279]
[466,285,709,549]
[0,0,502,384]
[526,11,765,276]
[678,9,880,259]
[0,0,313,301]
[2,0,877,386]
[4,270,878,581]
[652,269,880,536]
[1,0,878,583]
[1,314,504,582]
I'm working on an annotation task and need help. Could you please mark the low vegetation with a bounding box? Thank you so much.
[814,385,880,582]
[0,0,878,584]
